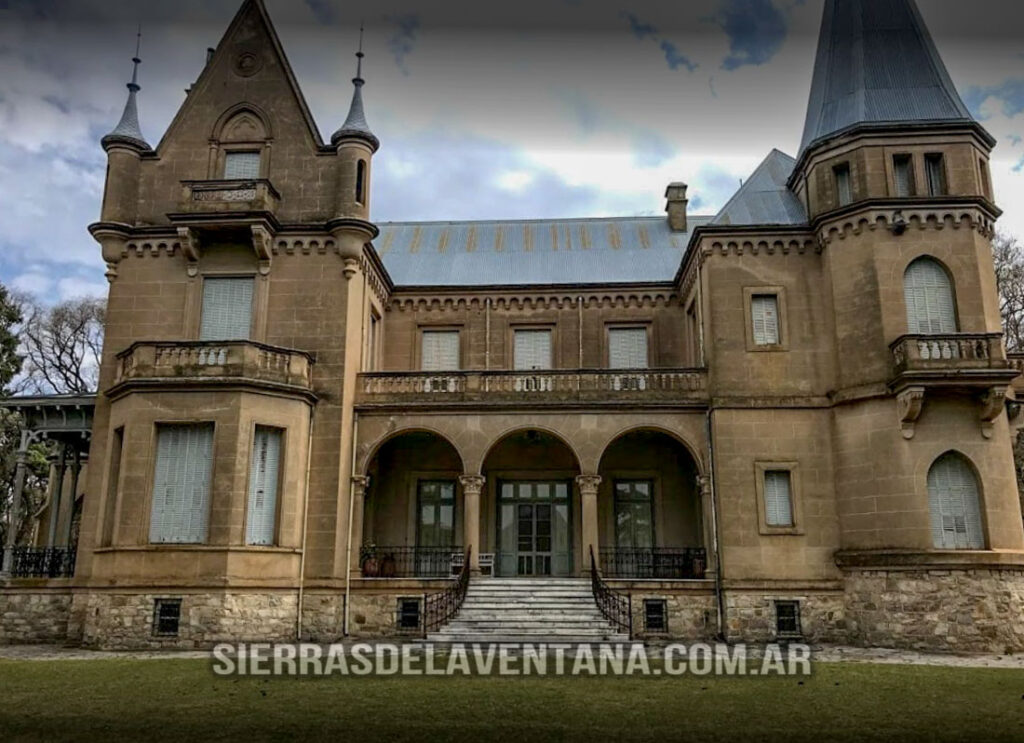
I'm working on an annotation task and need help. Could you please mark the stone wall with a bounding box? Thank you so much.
[348,592,416,638]
[629,591,717,640]
[724,590,848,643]
[299,592,344,642]
[0,590,72,644]
[844,569,1024,653]
[77,591,298,649]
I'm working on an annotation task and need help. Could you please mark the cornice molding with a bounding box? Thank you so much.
[389,290,678,313]
[816,204,997,247]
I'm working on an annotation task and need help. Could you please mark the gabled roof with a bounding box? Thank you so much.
[711,150,807,227]
[799,0,974,157]
[374,216,711,287]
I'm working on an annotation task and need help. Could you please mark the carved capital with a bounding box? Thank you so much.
[575,474,602,497]
[459,474,485,497]
[251,224,273,275]
[342,257,360,281]
[177,227,201,276]
[980,385,1009,439]
[896,386,926,440]
[351,475,370,499]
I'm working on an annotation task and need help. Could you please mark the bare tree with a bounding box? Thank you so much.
[13,296,105,395]
[993,231,1024,352]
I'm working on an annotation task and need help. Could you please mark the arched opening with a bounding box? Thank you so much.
[212,106,271,180]
[928,451,985,550]
[481,429,581,577]
[363,431,464,577]
[904,257,957,334]
[597,430,704,579]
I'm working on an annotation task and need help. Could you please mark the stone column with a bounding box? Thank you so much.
[698,475,717,581]
[349,475,369,578]
[2,430,32,574]
[459,475,485,573]
[46,443,68,549]
[62,446,83,549]
[576,474,602,574]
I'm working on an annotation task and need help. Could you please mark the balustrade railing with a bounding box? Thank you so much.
[890,333,1006,370]
[423,547,471,635]
[362,546,460,578]
[590,546,632,637]
[599,547,707,580]
[7,547,76,578]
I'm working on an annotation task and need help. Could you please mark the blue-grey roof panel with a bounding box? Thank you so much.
[799,0,974,156]
[711,150,808,227]
[375,216,708,286]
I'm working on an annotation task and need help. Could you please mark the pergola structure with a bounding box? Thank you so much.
[1,394,96,577]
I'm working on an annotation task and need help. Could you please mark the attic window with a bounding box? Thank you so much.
[833,163,852,207]
[224,151,261,180]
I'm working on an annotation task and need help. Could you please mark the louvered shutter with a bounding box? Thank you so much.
[246,427,281,545]
[903,258,956,334]
[835,167,852,205]
[421,330,460,371]
[514,329,552,370]
[763,470,794,527]
[149,424,213,544]
[608,328,648,369]
[200,278,254,340]
[751,295,780,345]
[223,151,261,179]
[928,453,984,549]
[894,157,912,197]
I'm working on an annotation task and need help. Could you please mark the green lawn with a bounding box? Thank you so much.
[0,658,1022,742]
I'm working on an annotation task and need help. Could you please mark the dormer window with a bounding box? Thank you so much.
[925,153,947,196]
[833,163,852,207]
[223,151,261,180]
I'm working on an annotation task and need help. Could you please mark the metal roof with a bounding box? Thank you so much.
[799,0,974,156]
[375,216,709,287]
[711,150,808,227]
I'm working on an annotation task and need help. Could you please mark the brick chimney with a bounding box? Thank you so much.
[665,182,688,232]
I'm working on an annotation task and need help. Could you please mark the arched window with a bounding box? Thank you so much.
[355,159,366,205]
[904,257,956,334]
[927,452,984,549]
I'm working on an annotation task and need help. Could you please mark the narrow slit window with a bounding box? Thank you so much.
[834,163,852,206]
[893,155,914,197]
[355,159,366,204]
[979,159,991,200]
[925,153,947,196]
[246,427,282,546]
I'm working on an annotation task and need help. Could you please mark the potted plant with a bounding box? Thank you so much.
[360,541,379,577]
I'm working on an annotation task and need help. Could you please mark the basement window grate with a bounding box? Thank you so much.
[643,599,668,633]
[397,598,422,632]
[153,598,182,637]
[775,600,801,638]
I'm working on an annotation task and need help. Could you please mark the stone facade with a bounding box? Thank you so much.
[724,591,848,644]
[0,590,72,644]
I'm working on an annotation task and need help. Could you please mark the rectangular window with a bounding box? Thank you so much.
[979,159,991,199]
[397,598,422,632]
[417,480,456,549]
[149,424,214,544]
[608,327,648,369]
[420,330,460,371]
[763,470,794,528]
[200,277,254,341]
[925,153,947,195]
[751,294,780,346]
[153,598,182,637]
[367,311,380,371]
[246,427,282,546]
[686,300,700,366]
[644,599,668,633]
[893,155,914,197]
[223,151,261,179]
[514,329,553,370]
[834,163,852,206]
[775,600,801,637]
[614,480,654,549]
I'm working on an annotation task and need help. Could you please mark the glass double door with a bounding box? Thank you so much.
[497,481,572,577]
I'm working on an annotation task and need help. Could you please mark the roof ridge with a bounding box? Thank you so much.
[377,215,715,227]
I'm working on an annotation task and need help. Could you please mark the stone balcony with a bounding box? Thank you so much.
[109,341,314,399]
[356,368,708,409]
[171,179,281,227]
[889,333,1017,390]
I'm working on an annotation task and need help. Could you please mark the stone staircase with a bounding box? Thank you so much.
[426,577,630,644]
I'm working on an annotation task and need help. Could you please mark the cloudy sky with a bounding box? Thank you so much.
[2,0,1024,302]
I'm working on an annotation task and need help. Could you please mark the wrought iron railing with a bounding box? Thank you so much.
[8,547,76,578]
[423,547,471,635]
[365,546,460,578]
[600,547,707,579]
[590,546,631,637]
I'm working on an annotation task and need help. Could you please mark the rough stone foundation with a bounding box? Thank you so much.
[629,591,717,640]
[843,569,1024,653]
[0,589,72,644]
[299,591,344,642]
[724,590,848,643]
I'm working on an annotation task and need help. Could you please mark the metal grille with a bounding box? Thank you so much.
[9,547,76,578]
[153,598,182,637]
[590,546,632,637]
[369,547,461,578]
[599,547,707,580]
[775,600,801,637]
[644,599,668,633]
[423,547,471,635]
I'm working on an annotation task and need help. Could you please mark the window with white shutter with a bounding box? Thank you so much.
[149,424,214,544]
[608,328,648,369]
[834,163,852,206]
[763,470,794,527]
[246,427,282,546]
[893,155,914,197]
[420,330,460,371]
[928,452,984,549]
[200,277,254,340]
[903,258,956,334]
[223,151,261,179]
[751,295,780,346]
[514,329,553,370]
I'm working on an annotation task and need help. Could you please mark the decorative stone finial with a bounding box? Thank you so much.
[330,24,380,151]
[102,27,152,152]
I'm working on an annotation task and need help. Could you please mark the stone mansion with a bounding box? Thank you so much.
[3,0,1024,651]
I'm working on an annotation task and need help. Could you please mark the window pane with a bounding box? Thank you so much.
[928,453,984,549]
[150,424,214,544]
[615,480,653,548]
[926,154,947,196]
[903,258,956,334]
[763,470,794,527]
[224,151,261,179]
[200,277,254,340]
[608,328,648,368]
[417,480,456,548]
[246,427,281,545]
[751,295,780,345]
[835,165,852,206]
[893,156,913,197]
[421,330,460,371]
[514,329,553,370]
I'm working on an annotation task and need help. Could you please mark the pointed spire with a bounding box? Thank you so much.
[102,27,151,152]
[799,0,977,158]
[331,24,380,152]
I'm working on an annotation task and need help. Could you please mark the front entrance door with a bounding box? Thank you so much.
[497,481,572,576]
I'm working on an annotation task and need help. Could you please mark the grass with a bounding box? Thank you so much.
[0,657,1022,742]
